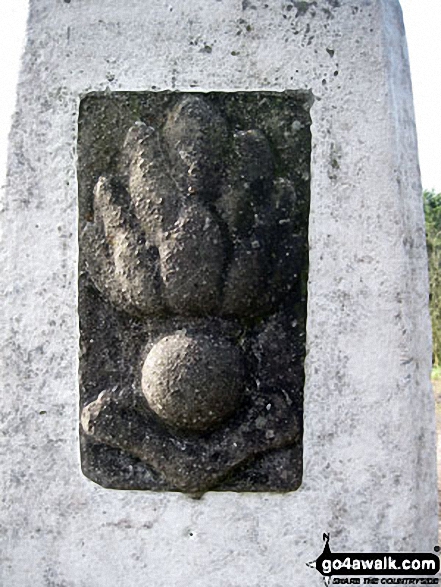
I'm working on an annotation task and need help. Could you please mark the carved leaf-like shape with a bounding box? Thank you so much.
[85,97,302,318]
[123,122,181,240]
[162,95,228,200]
[159,202,225,315]
[84,176,164,315]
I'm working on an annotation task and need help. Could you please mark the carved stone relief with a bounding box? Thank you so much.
[78,92,311,492]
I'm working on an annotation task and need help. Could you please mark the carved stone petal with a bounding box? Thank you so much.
[216,129,274,240]
[159,202,225,315]
[124,122,181,240]
[162,96,228,200]
[221,236,275,317]
[85,176,164,316]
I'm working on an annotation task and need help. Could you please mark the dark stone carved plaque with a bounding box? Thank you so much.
[78,92,311,493]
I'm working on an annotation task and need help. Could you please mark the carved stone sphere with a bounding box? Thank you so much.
[141,331,245,432]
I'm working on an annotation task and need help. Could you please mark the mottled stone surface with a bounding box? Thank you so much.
[141,332,246,432]
[0,0,437,585]
[78,92,310,492]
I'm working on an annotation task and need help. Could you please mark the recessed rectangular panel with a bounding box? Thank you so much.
[77,91,311,492]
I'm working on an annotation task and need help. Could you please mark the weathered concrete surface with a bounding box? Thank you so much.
[0,1,436,586]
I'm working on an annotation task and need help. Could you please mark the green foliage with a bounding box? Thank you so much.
[431,364,441,381]
[423,190,441,367]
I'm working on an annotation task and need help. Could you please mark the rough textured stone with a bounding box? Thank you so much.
[0,0,437,585]
[140,332,246,432]
[78,92,310,491]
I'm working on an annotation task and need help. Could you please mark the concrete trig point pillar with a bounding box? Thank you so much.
[0,0,437,585]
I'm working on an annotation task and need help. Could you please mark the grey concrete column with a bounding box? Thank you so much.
[0,1,436,585]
